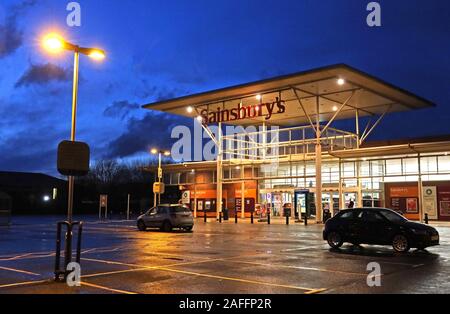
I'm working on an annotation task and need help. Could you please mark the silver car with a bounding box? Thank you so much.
[137,204,194,232]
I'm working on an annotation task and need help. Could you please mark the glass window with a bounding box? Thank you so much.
[339,210,355,219]
[403,158,418,174]
[362,210,385,223]
[438,156,450,172]
[169,206,190,213]
[379,209,407,223]
[146,207,156,215]
[386,159,402,175]
[157,206,167,214]
[421,156,438,174]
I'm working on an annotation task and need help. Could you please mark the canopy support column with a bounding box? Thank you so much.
[193,184,197,218]
[241,166,245,219]
[216,122,223,220]
[418,153,424,223]
[338,159,344,209]
[315,96,323,223]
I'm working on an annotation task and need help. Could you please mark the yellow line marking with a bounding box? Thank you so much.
[81,253,324,293]
[155,267,322,293]
[81,256,238,277]
[0,265,40,276]
[0,253,34,261]
[81,252,265,278]
[82,267,151,278]
[227,259,367,276]
[81,281,138,294]
[0,280,47,289]
[305,288,327,294]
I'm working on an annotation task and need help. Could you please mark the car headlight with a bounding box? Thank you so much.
[410,228,428,235]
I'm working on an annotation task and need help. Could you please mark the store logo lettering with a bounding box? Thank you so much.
[199,97,286,125]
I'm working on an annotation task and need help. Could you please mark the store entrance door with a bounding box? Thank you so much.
[294,190,311,219]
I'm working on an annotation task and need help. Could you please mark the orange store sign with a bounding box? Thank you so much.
[390,187,418,197]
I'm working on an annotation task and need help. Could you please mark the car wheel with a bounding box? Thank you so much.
[161,221,172,232]
[392,234,410,253]
[327,232,343,249]
[137,220,146,231]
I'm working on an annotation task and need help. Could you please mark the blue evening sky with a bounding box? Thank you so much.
[0,0,449,175]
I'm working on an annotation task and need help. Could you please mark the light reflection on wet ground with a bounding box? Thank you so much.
[0,216,449,294]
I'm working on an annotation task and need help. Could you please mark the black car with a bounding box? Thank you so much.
[323,207,439,253]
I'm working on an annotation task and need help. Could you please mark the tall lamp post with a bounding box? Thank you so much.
[151,148,170,207]
[43,33,105,223]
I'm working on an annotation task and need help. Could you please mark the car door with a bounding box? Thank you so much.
[154,206,168,227]
[361,210,392,244]
[346,209,365,243]
[144,207,157,227]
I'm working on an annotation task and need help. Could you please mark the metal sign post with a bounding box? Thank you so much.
[127,194,131,220]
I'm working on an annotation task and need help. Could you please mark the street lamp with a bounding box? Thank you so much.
[151,148,170,206]
[43,33,105,223]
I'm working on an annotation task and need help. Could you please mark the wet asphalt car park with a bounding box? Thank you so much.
[0,215,449,294]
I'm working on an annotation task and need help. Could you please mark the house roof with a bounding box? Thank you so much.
[0,171,66,188]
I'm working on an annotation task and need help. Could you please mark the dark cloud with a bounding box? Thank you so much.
[0,17,22,58]
[105,112,190,159]
[103,100,140,120]
[0,122,64,175]
[15,63,71,88]
[0,0,36,58]
[134,79,190,101]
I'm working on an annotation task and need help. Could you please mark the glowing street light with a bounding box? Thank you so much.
[42,32,105,223]
[42,33,106,61]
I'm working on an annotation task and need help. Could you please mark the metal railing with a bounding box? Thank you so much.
[221,125,358,162]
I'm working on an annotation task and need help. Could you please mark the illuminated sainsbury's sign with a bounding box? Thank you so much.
[199,97,286,124]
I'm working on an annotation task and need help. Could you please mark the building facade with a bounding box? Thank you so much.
[143,64,450,222]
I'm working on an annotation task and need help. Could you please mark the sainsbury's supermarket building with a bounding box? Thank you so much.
[143,64,450,222]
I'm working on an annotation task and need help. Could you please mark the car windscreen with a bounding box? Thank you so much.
[379,210,407,223]
[169,206,190,213]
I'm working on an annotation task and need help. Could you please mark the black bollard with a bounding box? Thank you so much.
[204,210,207,223]
[286,215,289,225]
[219,211,222,223]
[267,211,271,225]
[251,212,254,224]
[304,214,308,226]
[424,213,429,225]
[235,210,238,224]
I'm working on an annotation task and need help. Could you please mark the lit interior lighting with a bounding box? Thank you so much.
[337,78,345,86]
[187,106,193,113]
